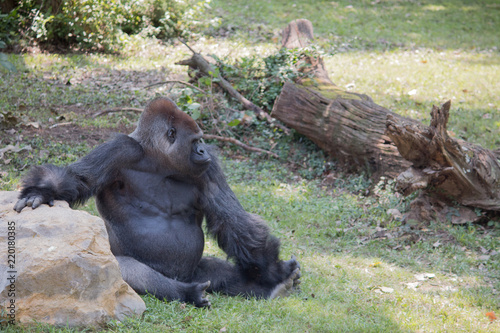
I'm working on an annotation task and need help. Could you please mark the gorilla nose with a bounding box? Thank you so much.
[197,146,205,155]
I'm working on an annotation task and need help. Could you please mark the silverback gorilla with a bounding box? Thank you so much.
[14,97,300,307]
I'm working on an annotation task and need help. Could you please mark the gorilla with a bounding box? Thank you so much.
[14,97,300,307]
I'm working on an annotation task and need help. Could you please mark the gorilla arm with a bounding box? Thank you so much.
[199,151,300,289]
[14,134,143,212]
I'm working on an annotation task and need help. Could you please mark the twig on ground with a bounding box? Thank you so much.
[203,134,280,159]
[92,108,143,118]
[178,37,198,54]
[144,80,207,94]
[49,122,73,129]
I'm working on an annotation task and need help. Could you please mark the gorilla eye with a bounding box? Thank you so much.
[167,128,176,142]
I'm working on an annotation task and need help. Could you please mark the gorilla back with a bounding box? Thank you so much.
[14,97,300,308]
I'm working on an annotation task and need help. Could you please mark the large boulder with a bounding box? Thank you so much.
[0,191,146,327]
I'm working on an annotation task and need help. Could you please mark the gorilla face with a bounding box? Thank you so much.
[164,122,211,176]
[131,97,211,176]
[190,137,211,167]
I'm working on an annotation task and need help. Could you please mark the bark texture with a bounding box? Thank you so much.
[272,81,412,177]
[272,19,414,176]
[386,101,500,211]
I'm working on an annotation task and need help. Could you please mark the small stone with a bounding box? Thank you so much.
[379,286,394,293]
[387,208,403,220]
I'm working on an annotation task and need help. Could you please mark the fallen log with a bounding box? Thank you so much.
[386,101,500,211]
[271,19,414,177]
[273,20,500,218]
[272,81,413,177]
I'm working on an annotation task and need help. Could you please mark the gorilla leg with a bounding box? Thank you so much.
[116,256,210,308]
[192,257,300,299]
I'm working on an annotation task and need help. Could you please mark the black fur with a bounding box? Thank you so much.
[15,97,300,307]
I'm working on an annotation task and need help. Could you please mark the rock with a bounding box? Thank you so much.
[386,208,403,221]
[0,191,145,327]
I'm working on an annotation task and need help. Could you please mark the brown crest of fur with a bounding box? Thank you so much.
[142,97,200,134]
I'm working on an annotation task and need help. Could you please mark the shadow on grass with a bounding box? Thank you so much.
[229,173,499,331]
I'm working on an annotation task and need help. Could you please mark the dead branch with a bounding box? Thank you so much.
[203,134,279,159]
[176,53,267,118]
[144,80,206,94]
[176,46,289,134]
[386,101,500,211]
[92,108,143,118]
[178,37,198,55]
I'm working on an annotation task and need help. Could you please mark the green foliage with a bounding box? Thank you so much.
[139,0,216,39]
[46,0,130,50]
[177,85,211,120]
[2,0,213,51]
[172,47,330,177]
[213,47,321,111]
[0,8,20,44]
[0,41,16,72]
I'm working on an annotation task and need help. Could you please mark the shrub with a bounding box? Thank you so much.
[212,47,322,111]
[1,0,212,51]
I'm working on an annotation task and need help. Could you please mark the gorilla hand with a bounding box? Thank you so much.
[288,255,302,289]
[14,189,54,213]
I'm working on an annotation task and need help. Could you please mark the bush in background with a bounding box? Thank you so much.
[0,0,214,51]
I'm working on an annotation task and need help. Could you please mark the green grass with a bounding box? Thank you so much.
[209,0,500,51]
[326,50,500,149]
[1,0,500,331]
[4,161,499,332]
[208,0,500,149]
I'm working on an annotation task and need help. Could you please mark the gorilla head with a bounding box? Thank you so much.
[130,97,211,176]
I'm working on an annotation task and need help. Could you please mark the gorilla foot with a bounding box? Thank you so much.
[188,281,211,308]
[269,268,301,299]
[283,255,301,289]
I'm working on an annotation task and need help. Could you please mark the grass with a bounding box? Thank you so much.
[327,49,500,149]
[4,163,499,332]
[209,0,500,51]
[1,0,500,332]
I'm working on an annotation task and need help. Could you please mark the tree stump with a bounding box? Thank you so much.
[281,19,315,49]
[386,101,500,211]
